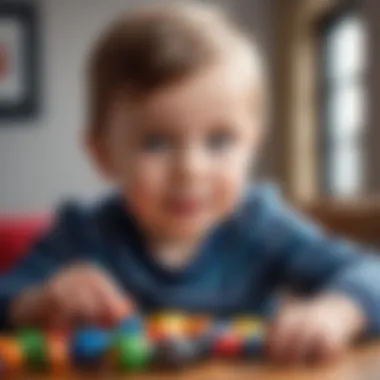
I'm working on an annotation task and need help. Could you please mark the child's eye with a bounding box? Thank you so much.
[207,131,236,152]
[141,134,171,152]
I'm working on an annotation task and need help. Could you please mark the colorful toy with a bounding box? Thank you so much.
[155,336,206,368]
[233,317,264,338]
[71,328,112,368]
[147,311,189,341]
[0,338,24,374]
[0,312,266,374]
[118,316,144,336]
[114,334,153,371]
[46,333,70,373]
[186,315,211,338]
[18,330,48,370]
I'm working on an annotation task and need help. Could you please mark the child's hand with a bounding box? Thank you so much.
[266,294,367,365]
[10,263,134,328]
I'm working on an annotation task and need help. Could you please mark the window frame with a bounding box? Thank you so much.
[317,1,366,197]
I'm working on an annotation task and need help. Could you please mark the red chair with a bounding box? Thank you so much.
[0,215,51,273]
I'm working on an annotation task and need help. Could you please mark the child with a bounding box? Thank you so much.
[1,1,380,365]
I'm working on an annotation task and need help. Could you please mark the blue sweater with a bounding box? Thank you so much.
[1,184,380,332]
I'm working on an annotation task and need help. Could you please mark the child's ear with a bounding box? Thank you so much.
[83,129,116,182]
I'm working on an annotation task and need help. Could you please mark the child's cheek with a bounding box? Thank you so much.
[212,147,253,217]
[214,167,248,217]
[126,156,165,193]
[121,155,168,214]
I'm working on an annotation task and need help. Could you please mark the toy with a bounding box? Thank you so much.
[213,330,243,358]
[0,312,266,374]
[147,311,189,341]
[0,338,24,374]
[46,333,70,373]
[18,330,47,370]
[71,328,112,368]
[233,316,264,338]
[118,316,144,336]
[155,336,207,368]
[114,335,153,370]
[186,315,211,338]
[208,317,266,358]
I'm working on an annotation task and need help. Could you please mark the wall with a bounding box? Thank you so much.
[0,0,274,212]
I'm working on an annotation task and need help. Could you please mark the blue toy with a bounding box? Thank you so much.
[71,328,112,367]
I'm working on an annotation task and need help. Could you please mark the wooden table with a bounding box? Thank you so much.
[12,341,380,380]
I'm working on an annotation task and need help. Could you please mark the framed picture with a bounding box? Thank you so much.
[0,2,40,121]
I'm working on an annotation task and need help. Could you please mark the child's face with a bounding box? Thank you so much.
[94,61,263,241]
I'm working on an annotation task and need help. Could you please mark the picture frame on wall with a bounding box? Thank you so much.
[0,2,40,121]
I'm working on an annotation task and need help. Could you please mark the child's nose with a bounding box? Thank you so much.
[173,147,208,183]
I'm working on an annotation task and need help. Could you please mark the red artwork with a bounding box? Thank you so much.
[0,43,8,80]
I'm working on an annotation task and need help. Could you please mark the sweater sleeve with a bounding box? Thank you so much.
[0,202,93,329]
[249,185,380,335]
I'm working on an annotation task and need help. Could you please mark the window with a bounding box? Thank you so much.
[321,10,367,197]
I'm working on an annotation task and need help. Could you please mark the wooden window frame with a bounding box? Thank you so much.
[318,2,366,197]
[273,0,366,204]
[273,0,380,246]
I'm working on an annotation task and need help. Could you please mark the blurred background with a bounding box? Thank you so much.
[0,0,379,243]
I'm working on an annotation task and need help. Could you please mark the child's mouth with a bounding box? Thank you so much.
[165,197,204,216]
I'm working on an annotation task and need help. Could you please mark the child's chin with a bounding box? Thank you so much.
[165,217,214,240]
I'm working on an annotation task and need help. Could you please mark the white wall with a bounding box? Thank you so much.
[0,0,273,212]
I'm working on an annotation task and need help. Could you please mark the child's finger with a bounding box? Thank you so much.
[282,324,318,364]
[91,279,130,325]
[72,287,100,326]
[312,331,345,364]
[43,283,73,327]
[266,311,297,362]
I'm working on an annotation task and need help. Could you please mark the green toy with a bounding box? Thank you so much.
[18,330,48,370]
[115,334,153,371]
